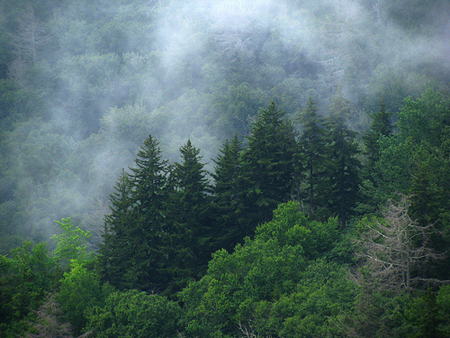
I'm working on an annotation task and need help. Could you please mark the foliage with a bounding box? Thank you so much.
[0,241,56,336]
[51,217,92,269]
[85,289,183,338]
[322,88,362,226]
[58,261,115,335]
[181,201,354,337]
[242,101,298,226]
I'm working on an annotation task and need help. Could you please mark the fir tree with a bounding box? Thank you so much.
[211,134,247,252]
[324,89,361,226]
[297,96,327,216]
[162,140,212,294]
[126,135,169,292]
[363,100,393,176]
[100,135,170,293]
[242,101,298,226]
[99,169,134,290]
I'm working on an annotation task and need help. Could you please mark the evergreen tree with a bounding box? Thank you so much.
[126,135,169,292]
[162,139,212,294]
[99,169,134,290]
[363,100,393,170]
[211,134,247,252]
[99,135,169,293]
[323,89,361,226]
[297,96,327,216]
[242,101,298,226]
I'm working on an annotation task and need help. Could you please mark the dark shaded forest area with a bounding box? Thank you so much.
[1,0,450,337]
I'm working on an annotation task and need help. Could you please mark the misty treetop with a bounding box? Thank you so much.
[1,0,450,250]
[2,91,450,336]
[2,0,450,335]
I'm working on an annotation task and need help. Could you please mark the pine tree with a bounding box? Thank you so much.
[99,135,170,293]
[162,140,212,294]
[297,96,327,216]
[211,134,247,252]
[126,135,169,292]
[363,100,393,176]
[99,169,134,290]
[323,89,361,226]
[242,101,298,226]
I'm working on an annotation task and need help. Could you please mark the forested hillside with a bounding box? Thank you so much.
[1,0,450,337]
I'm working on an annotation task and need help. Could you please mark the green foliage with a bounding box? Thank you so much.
[211,134,248,252]
[242,101,298,225]
[58,260,115,335]
[181,201,354,337]
[163,139,213,294]
[0,241,56,335]
[85,289,183,338]
[323,89,362,226]
[296,96,326,216]
[51,217,92,269]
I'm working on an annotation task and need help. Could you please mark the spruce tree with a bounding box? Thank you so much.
[363,100,393,176]
[162,139,212,294]
[297,96,327,216]
[324,89,361,226]
[242,101,298,226]
[99,169,134,290]
[126,135,169,292]
[99,135,170,293]
[211,134,247,252]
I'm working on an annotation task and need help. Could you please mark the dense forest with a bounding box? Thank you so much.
[1,0,450,336]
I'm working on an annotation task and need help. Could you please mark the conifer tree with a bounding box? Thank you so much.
[297,96,327,216]
[363,100,393,177]
[324,89,361,226]
[162,140,212,294]
[126,135,169,292]
[242,101,298,226]
[99,169,134,289]
[211,134,247,252]
[100,135,169,293]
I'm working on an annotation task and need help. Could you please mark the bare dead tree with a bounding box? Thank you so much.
[23,293,73,338]
[238,320,273,338]
[354,195,444,292]
[9,6,51,66]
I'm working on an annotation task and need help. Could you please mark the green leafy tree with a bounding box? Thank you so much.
[0,242,55,335]
[85,289,183,338]
[58,261,115,336]
[51,217,92,270]
[181,201,352,338]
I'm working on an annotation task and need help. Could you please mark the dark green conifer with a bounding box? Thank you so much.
[162,139,212,294]
[126,135,169,292]
[363,100,393,174]
[99,169,134,289]
[100,135,170,293]
[297,96,327,216]
[211,134,247,252]
[323,89,361,226]
[242,101,298,226]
